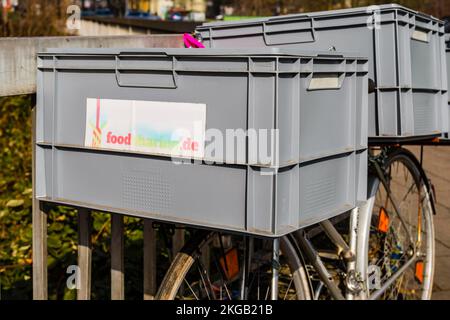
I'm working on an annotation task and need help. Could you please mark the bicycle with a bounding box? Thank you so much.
[155,146,436,300]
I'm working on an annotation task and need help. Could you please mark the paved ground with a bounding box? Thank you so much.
[407,146,450,300]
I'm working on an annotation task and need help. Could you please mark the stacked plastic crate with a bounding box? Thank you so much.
[446,34,450,139]
[196,4,449,142]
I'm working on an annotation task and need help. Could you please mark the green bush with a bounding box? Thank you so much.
[0,95,33,299]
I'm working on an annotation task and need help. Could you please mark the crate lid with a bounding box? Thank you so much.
[199,3,442,30]
[39,47,367,60]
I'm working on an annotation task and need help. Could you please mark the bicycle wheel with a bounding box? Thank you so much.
[156,231,312,300]
[363,148,435,300]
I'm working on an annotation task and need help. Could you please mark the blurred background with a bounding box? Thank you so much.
[0,0,449,300]
[0,0,449,37]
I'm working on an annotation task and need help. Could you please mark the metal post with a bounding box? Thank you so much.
[111,214,125,300]
[346,207,359,300]
[172,227,185,296]
[77,208,92,300]
[239,236,250,300]
[201,242,211,278]
[271,238,280,300]
[143,219,157,300]
[32,200,48,300]
[172,228,184,258]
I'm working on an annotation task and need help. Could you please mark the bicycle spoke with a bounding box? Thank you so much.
[197,257,217,300]
[264,285,270,301]
[397,182,416,210]
[183,278,199,300]
[283,277,294,300]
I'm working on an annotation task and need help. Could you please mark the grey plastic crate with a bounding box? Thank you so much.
[36,48,368,237]
[197,4,448,140]
[447,36,450,95]
[445,41,450,138]
[37,48,369,165]
[355,149,367,205]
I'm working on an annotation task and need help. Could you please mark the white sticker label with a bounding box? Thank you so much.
[308,74,340,90]
[412,30,428,43]
[84,98,206,159]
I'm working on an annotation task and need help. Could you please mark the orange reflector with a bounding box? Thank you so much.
[219,248,239,280]
[415,261,424,284]
[378,207,389,233]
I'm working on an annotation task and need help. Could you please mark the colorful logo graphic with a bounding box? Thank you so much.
[90,98,105,148]
[84,98,206,159]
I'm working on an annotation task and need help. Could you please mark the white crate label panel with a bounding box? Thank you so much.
[308,74,340,90]
[412,30,429,43]
[84,98,206,159]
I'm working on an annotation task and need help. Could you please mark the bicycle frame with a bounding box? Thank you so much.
[294,146,436,300]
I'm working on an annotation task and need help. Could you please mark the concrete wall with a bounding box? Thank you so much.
[0,35,183,96]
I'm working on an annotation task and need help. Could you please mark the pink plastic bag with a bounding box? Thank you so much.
[183,33,205,49]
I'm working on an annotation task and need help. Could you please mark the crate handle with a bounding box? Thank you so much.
[118,51,170,57]
[411,29,429,43]
[307,74,342,91]
[262,15,316,45]
[115,55,178,89]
